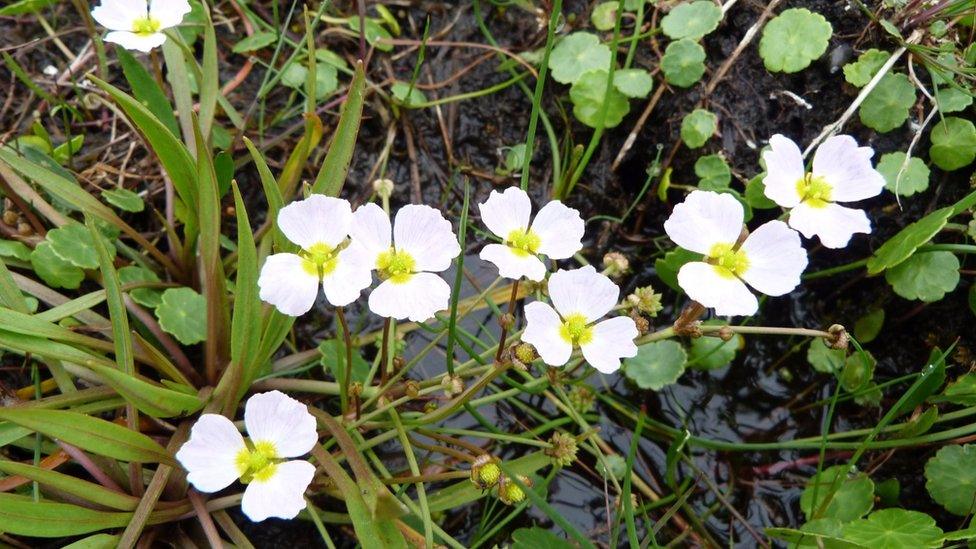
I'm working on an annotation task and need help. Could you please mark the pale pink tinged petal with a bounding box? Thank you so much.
[580,316,638,374]
[811,135,886,203]
[530,200,585,259]
[477,187,532,238]
[367,273,451,322]
[175,414,245,493]
[677,262,758,316]
[392,204,460,273]
[761,134,805,208]
[320,248,373,306]
[788,201,871,249]
[277,195,353,250]
[522,301,573,367]
[149,0,190,28]
[350,203,392,261]
[104,31,166,52]
[244,391,318,458]
[257,253,320,317]
[548,265,619,322]
[240,460,315,522]
[91,0,147,30]
[663,191,744,255]
[479,243,547,281]
[737,221,808,296]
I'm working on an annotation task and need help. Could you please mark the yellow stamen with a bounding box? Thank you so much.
[131,16,161,36]
[795,173,833,208]
[376,248,416,284]
[505,228,541,257]
[559,313,594,345]
[300,242,339,278]
[708,243,749,279]
[235,440,279,483]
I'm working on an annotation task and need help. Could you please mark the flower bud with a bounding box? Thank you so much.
[567,384,596,414]
[826,324,849,350]
[373,178,394,199]
[545,432,578,468]
[498,313,515,330]
[441,374,464,397]
[718,326,734,342]
[630,312,650,335]
[497,474,530,505]
[470,455,501,489]
[627,286,663,317]
[404,380,420,398]
[602,252,630,278]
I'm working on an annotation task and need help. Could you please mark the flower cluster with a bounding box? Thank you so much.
[665,134,884,316]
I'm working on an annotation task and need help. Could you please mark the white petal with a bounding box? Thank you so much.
[392,205,460,273]
[788,201,871,249]
[663,191,744,255]
[522,301,573,367]
[277,195,352,250]
[91,0,146,31]
[677,262,758,316]
[350,203,392,262]
[548,265,619,322]
[478,187,532,238]
[737,221,807,296]
[761,134,805,208]
[811,135,885,203]
[244,391,317,458]
[479,243,547,281]
[367,273,451,322]
[580,316,638,374]
[240,460,315,522]
[257,253,320,317]
[149,0,190,28]
[530,200,585,260]
[104,31,166,52]
[320,247,373,307]
[175,414,245,493]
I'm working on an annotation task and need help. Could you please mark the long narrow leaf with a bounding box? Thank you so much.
[0,460,139,511]
[0,494,131,537]
[116,47,179,136]
[311,61,366,197]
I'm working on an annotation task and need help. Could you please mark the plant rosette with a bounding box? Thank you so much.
[176,391,318,522]
[478,187,585,281]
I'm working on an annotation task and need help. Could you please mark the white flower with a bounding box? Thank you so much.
[257,195,372,316]
[477,187,585,281]
[521,266,637,374]
[175,391,318,522]
[91,0,190,52]
[762,134,885,249]
[348,203,461,322]
[663,191,808,316]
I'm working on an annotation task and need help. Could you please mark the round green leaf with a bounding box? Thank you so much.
[102,188,145,212]
[47,223,115,270]
[859,73,915,133]
[391,82,427,107]
[877,152,929,197]
[885,251,959,302]
[280,64,307,89]
[155,287,207,345]
[929,117,976,171]
[866,206,953,274]
[925,444,976,516]
[800,465,874,522]
[30,241,84,290]
[934,87,973,113]
[591,1,618,31]
[944,372,976,406]
[843,49,891,87]
[759,8,833,73]
[661,38,706,88]
[807,338,846,374]
[347,17,392,52]
[623,340,687,390]
[661,1,722,39]
[0,239,31,261]
[550,32,612,84]
[655,248,702,291]
[680,108,717,149]
[841,509,943,549]
[744,175,778,209]
[840,351,877,392]
[853,308,884,343]
[689,332,742,370]
[695,154,730,190]
[612,68,653,98]
[118,265,162,308]
[569,70,630,128]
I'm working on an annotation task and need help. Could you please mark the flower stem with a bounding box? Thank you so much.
[336,306,353,414]
[494,280,520,364]
[379,317,393,387]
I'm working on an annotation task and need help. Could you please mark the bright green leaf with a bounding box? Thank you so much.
[859,73,915,132]
[569,70,630,128]
[391,81,427,107]
[841,509,943,549]
[623,340,687,390]
[549,32,612,84]
[102,188,145,212]
[661,38,706,88]
[807,338,846,374]
[680,108,717,149]
[695,154,731,190]
[0,494,131,537]
[800,465,874,522]
[843,49,890,87]
[30,241,84,289]
[929,117,976,171]
[853,308,884,343]
[759,8,833,73]
[689,331,743,370]
[155,287,207,345]
[591,2,619,31]
[347,17,393,52]
[943,372,976,406]
[612,68,653,98]
[118,265,162,308]
[0,239,31,261]
[934,87,973,113]
[46,223,115,270]
[745,175,778,209]
[660,1,723,40]
[840,351,877,392]
[866,206,953,274]
[319,338,370,387]
[232,31,277,53]
[877,152,929,196]
[512,527,569,549]
[885,251,960,302]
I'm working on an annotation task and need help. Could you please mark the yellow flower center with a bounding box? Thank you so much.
[559,313,594,345]
[376,248,416,284]
[235,440,279,483]
[300,242,339,278]
[505,228,541,257]
[795,173,833,208]
[708,243,749,279]
[131,16,161,36]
